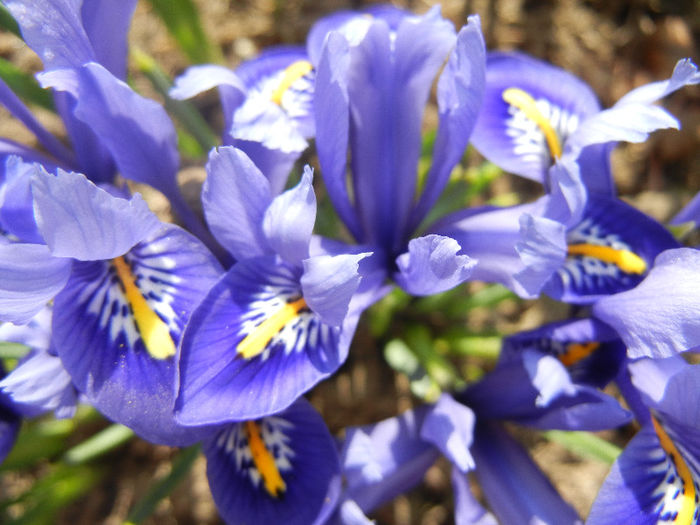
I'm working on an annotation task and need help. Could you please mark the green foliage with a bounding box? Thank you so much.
[131,48,218,155]
[144,0,224,65]
[125,445,201,524]
[544,430,622,464]
[0,59,54,111]
[0,5,21,38]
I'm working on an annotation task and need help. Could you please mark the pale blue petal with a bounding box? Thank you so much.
[301,252,369,327]
[0,243,71,324]
[514,214,567,297]
[263,167,315,266]
[202,146,272,260]
[593,248,700,358]
[420,393,475,473]
[32,168,162,261]
[4,0,93,70]
[615,58,699,106]
[395,234,476,296]
[169,64,245,100]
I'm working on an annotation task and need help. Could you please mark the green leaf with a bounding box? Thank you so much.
[0,5,21,38]
[2,464,101,525]
[384,338,441,402]
[404,325,464,392]
[0,58,54,111]
[366,288,411,337]
[544,430,622,464]
[0,419,75,471]
[144,0,223,64]
[131,48,218,154]
[62,424,134,465]
[447,335,502,359]
[125,445,200,524]
[0,342,30,360]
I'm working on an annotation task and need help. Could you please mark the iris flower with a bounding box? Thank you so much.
[203,399,341,525]
[175,147,371,424]
[171,45,314,196]
[0,161,223,445]
[589,357,700,524]
[470,51,700,195]
[1,0,213,244]
[313,7,486,295]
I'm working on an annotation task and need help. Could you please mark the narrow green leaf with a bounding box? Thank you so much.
[0,342,30,360]
[125,445,200,524]
[144,0,223,64]
[448,335,502,359]
[404,325,463,391]
[384,339,441,402]
[0,5,21,38]
[366,288,411,337]
[3,464,101,525]
[0,58,55,110]
[0,419,75,471]
[62,424,134,465]
[131,48,218,153]
[544,430,622,464]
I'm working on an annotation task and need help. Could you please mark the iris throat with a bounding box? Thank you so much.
[112,256,176,359]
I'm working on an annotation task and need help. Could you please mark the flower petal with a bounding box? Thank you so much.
[32,168,162,261]
[395,234,476,296]
[347,9,456,250]
[301,252,368,327]
[176,257,345,424]
[202,146,272,260]
[420,394,475,473]
[52,225,223,445]
[0,243,72,324]
[39,63,181,197]
[410,16,486,229]
[593,248,700,358]
[204,400,340,525]
[263,167,315,266]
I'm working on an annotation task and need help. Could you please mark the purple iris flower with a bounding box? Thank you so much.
[459,317,632,432]
[171,45,314,195]
[0,161,224,445]
[431,54,697,301]
[313,7,486,295]
[470,51,699,195]
[203,399,341,525]
[433,152,680,302]
[175,146,373,424]
[327,393,582,524]
[1,0,214,245]
[588,357,700,524]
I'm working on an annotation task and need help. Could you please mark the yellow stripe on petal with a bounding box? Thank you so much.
[245,420,286,498]
[652,417,697,525]
[270,60,313,106]
[503,87,563,160]
[558,342,600,367]
[112,256,176,360]
[237,298,308,360]
[567,244,647,275]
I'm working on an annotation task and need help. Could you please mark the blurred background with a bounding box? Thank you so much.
[0,1,697,523]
